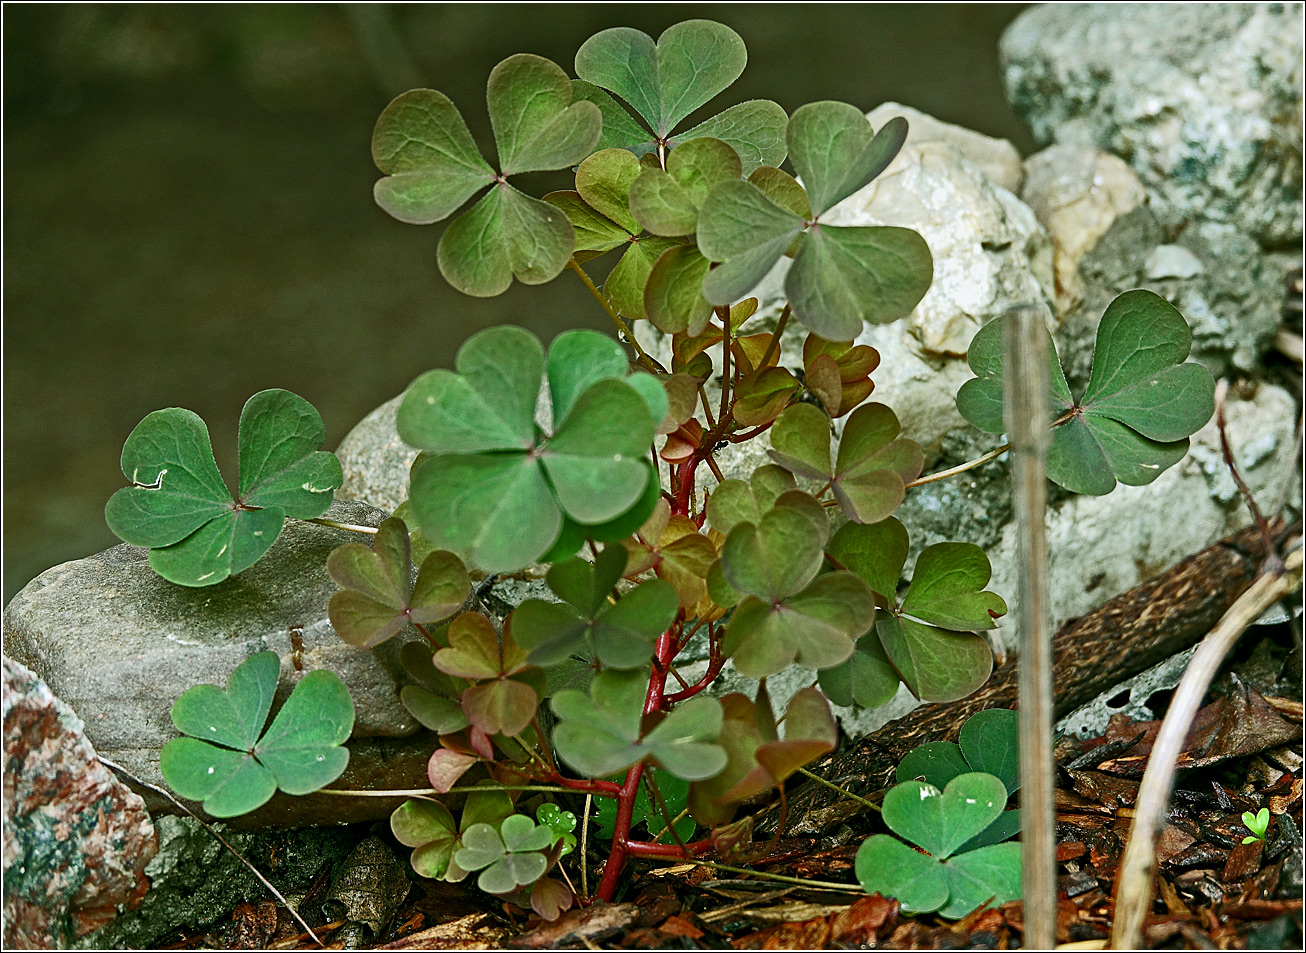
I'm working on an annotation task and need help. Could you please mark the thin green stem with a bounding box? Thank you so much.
[756,305,791,371]
[567,258,665,373]
[683,859,863,893]
[718,305,733,424]
[795,766,881,813]
[305,517,377,535]
[904,443,1010,489]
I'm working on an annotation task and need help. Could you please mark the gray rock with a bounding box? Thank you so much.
[3,501,439,826]
[1021,143,1282,380]
[1057,646,1198,741]
[866,102,1025,193]
[3,657,157,949]
[1001,2,1303,247]
[335,396,414,514]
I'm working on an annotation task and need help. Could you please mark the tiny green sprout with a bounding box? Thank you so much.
[1241,807,1271,845]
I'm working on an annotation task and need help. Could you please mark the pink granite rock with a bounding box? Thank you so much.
[3,656,157,948]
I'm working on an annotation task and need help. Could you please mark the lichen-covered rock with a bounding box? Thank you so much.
[1021,143,1283,381]
[2,501,439,826]
[866,102,1025,193]
[1021,145,1149,319]
[1001,2,1303,247]
[3,656,156,948]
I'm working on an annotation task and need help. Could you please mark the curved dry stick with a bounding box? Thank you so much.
[1110,543,1302,949]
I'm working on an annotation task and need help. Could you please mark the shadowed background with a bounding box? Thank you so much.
[3,3,1032,600]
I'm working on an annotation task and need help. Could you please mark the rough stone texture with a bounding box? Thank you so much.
[1001,2,1304,247]
[1020,143,1283,382]
[3,501,438,826]
[1056,646,1199,740]
[3,656,157,949]
[1021,144,1149,319]
[335,396,413,514]
[79,815,358,950]
[866,102,1025,193]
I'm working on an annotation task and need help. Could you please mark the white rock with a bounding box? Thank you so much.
[866,102,1025,193]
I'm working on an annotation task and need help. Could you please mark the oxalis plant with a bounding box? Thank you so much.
[104,19,1218,922]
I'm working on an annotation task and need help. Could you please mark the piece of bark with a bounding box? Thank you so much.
[771,520,1291,835]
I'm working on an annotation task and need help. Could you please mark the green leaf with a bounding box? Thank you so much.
[672,101,789,174]
[902,543,1007,631]
[817,633,899,709]
[605,236,683,320]
[160,652,353,817]
[645,245,713,334]
[883,773,1006,861]
[571,80,657,155]
[371,89,496,225]
[399,327,656,571]
[596,769,694,843]
[327,518,470,648]
[830,403,923,524]
[723,572,875,678]
[705,466,796,536]
[787,104,906,216]
[720,687,837,800]
[487,54,601,175]
[105,390,341,587]
[575,148,642,236]
[748,166,811,220]
[628,170,699,236]
[959,709,1020,795]
[856,835,950,913]
[575,21,746,138]
[876,615,992,703]
[392,799,458,879]
[455,817,552,895]
[940,841,1022,918]
[785,225,933,340]
[698,180,803,305]
[543,190,631,256]
[897,742,971,790]
[400,686,470,733]
[437,184,576,297]
[767,403,832,479]
[721,506,825,604]
[730,367,802,427]
[957,291,1214,495]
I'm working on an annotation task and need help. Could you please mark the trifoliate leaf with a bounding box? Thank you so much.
[106,390,342,587]
[625,499,719,607]
[455,816,553,895]
[399,327,656,571]
[816,633,899,710]
[956,290,1215,495]
[161,652,353,817]
[327,518,469,648]
[372,55,600,297]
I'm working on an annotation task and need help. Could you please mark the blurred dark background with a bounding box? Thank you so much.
[2,3,1033,600]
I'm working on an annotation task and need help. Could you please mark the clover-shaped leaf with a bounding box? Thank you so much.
[855,773,1021,919]
[545,148,683,321]
[391,799,459,879]
[431,612,539,737]
[769,402,923,524]
[706,465,797,536]
[105,389,342,587]
[399,327,661,572]
[572,21,786,173]
[455,815,554,895]
[624,499,718,607]
[595,768,694,843]
[722,687,838,802]
[509,546,678,669]
[720,506,874,678]
[160,652,353,817]
[803,335,879,417]
[537,803,578,856]
[896,709,1021,852]
[698,106,932,341]
[816,632,900,711]
[326,517,469,648]
[371,55,601,296]
[550,669,726,780]
[828,518,1004,702]
[398,640,471,734]
[1242,807,1271,844]
[956,290,1215,496]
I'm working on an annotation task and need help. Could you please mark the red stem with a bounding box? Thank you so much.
[626,839,714,858]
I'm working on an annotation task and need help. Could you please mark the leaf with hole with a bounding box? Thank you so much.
[160,652,353,817]
[398,327,657,571]
[956,290,1215,495]
[371,56,601,296]
[105,390,342,587]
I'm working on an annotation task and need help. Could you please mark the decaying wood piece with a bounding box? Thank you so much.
[772,520,1293,835]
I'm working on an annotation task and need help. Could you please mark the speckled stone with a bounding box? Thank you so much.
[1002,2,1303,246]
[3,656,157,948]
[2,501,440,826]
[334,396,413,514]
